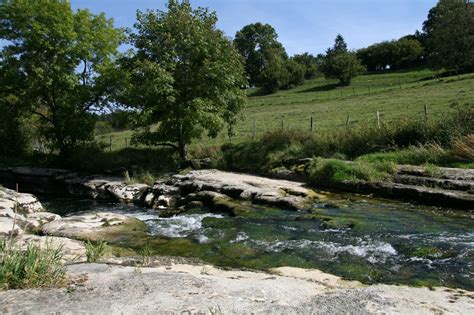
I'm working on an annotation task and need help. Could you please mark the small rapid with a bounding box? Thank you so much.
[42,196,474,290]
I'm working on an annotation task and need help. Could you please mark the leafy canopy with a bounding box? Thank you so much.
[234,22,287,87]
[321,34,365,86]
[0,0,122,156]
[423,0,474,72]
[115,0,246,159]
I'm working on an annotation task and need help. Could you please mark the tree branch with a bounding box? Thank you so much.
[31,109,53,124]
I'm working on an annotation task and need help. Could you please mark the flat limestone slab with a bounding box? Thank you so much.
[0,263,472,314]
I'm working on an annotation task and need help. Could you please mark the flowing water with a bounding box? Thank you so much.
[42,196,474,290]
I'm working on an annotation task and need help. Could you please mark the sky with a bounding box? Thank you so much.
[68,0,438,55]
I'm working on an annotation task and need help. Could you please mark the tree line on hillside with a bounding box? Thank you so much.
[0,0,473,162]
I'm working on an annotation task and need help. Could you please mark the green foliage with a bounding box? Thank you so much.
[358,37,425,71]
[292,53,319,79]
[234,22,287,86]
[85,240,108,263]
[115,0,246,160]
[0,0,122,157]
[321,35,365,86]
[0,240,66,290]
[423,0,474,72]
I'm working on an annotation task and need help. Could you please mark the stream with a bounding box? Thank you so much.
[42,196,474,290]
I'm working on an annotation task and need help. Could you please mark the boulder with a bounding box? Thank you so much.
[0,216,23,237]
[0,187,45,213]
[25,212,61,231]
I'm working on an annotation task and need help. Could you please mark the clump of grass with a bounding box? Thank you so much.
[0,240,66,290]
[85,240,108,263]
[308,158,397,186]
[357,143,449,166]
[125,170,157,186]
[452,135,474,162]
[137,242,155,266]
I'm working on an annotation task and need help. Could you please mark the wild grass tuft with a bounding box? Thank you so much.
[452,135,474,162]
[0,240,66,290]
[137,242,155,266]
[85,240,108,263]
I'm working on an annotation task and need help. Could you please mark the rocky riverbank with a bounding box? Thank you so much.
[0,167,323,214]
[270,159,474,209]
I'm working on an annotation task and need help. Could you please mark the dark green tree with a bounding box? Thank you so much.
[423,0,474,72]
[321,35,365,86]
[0,0,122,157]
[292,53,318,79]
[234,23,287,86]
[115,0,246,160]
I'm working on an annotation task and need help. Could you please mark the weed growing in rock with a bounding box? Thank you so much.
[85,240,108,263]
[0,240,66,290]
[137,242,155,266]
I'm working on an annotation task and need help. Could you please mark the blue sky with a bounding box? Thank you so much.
[73,1,436,55]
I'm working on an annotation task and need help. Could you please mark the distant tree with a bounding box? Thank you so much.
[321,35,365,86]
[114,0,246,160]
[357,37,424,71]
[423,0,474,72]
[0,0,122,157]
[234,23,287,86]
[285,59,306,88]
[258,48,289,94]
[292,53,318,79]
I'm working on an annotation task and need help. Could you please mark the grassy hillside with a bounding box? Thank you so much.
[97,68,474,150]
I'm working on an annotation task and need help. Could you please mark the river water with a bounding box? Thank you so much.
[42,196,474,290]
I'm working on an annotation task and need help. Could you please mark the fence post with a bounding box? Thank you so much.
[345,115,350,130]
[252,120,256,140]
[376,111,381,129]
[310,116,314,133]
[424,104,429,123]
[109,136,112,151]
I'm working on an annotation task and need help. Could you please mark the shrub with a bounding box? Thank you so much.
[0,240,66,290]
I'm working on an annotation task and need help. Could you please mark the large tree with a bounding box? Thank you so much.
[321,35,365,86]
[115,0,246,160]
[423,0,474,72]
[0,0,122,157]
[234,22,287,87]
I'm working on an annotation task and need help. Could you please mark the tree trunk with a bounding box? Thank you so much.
[178,140,188,161]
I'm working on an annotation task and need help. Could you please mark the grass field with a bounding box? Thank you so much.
[96,68,474,150]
